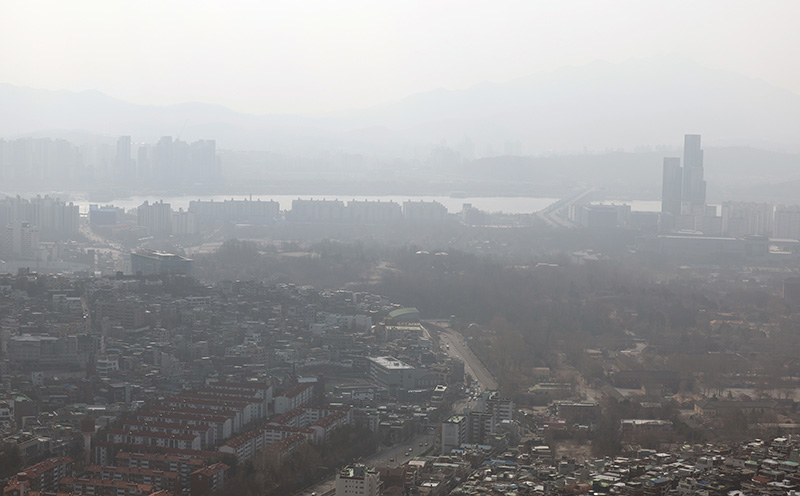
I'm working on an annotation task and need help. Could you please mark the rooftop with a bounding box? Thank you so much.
[369,356,413,370]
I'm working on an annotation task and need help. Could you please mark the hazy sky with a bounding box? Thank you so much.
[3,0,798,115]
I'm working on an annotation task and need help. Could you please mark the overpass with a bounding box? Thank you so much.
[536,186,598,228]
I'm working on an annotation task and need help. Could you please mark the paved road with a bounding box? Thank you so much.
[79,223,128,272]
[438,327,498,392]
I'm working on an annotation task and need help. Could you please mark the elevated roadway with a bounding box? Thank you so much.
[537,186,598,228]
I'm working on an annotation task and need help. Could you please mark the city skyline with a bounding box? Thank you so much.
[3,2,800,495]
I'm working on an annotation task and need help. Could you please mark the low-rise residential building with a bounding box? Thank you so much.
[85,465,181,494]
[108,429,202,451]
[189,462,229,496]
[3,457,73,496]
[274,382,314,414]
[335,464,380,496]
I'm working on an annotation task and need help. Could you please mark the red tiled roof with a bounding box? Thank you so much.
[86,465,179,479]
[220,430,262,448]
[190,463,230,476]
[16,457,73,478]
[60,477,153,491]
[280,383,314,399]
[109,429,199,442]
[116,451,205,465]
[267,434,307,452]
[195,388,263,399]
[314,411,348,429]
[125,419,214,433]
[143,407,236,420]
[263,424,314,434]
[167,395,251,408]
[96,443,220,459]
[206,381,271,391]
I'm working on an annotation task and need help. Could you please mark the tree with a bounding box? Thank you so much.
[0,446,21,478]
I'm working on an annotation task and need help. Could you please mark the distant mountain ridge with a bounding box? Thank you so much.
[356,58,800,151]
[2,57,800,153]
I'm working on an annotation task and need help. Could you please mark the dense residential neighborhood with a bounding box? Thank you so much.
[0,267,516,495]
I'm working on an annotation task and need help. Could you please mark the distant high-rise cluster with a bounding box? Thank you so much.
[137,137,220,188]
[132,198,452,239]
[0,136,221,189]
[661,134,707,230]
[115,135,133,180]
[0,138,81,187]
[3,221,39,260]
[722,202,774,238]
[659,135,800,241]
[0,195,79,236]
[774,206,800,240]
[0,196,79,260]
[136,200,204,237]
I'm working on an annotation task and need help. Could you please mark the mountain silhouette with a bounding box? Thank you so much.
[2,57,799,153]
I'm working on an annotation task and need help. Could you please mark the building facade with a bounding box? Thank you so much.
[335,464,380,496]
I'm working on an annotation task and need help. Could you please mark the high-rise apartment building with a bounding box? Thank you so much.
[681,134,706,213]
[190,139,220,180]
[403,200,448,223]
[189,199,280,225]
[661,134,714,233]
[774,206,800,240]
[661,157,682,219]
[137,145,150,180]
[722,202,774,238]
[346,200,402,223]
[171,208,198,236]
[3,221,40,260]
[0,196,79,236]
[137,201,173,235]
[291,199,346,222]
[116,136,133,179]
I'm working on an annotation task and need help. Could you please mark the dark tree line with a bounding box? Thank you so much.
[215,426,378,496]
